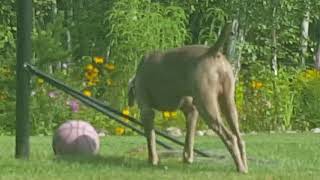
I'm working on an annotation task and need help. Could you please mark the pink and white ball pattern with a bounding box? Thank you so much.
[52,120,100,155]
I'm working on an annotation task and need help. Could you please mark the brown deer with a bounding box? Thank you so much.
[128,23,248,173]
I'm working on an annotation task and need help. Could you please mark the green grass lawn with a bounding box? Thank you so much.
[0,133,319,180]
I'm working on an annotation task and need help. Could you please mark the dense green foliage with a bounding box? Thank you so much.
[0,134,320,179]
[1,0,320,135]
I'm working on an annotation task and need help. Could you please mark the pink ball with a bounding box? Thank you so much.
[52,120,100,155]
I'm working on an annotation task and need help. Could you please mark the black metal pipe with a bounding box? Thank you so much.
[25,64,173,150]
[16,0,32,159]
[25,64,211,157]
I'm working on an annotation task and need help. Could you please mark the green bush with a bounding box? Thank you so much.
[292,69,320,130]
[237,63,320,132]
[0,48,16,135]
[237,62,298,132]
[103,0,188,110]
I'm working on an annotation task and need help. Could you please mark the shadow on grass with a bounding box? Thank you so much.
[54,154,148,168]
[52,150,278,174]
[52,153,236,173]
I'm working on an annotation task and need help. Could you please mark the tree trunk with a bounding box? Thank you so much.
[234,29,245,81]
[225,19,242,80]
[301,10,310,68]
[315,44,320,70]
[225,19,238,61]
[62,0,73,74]
[271,4,279,130]
[271,6,278,76]
[65,11,72,74]
[315,21,320,70]
[52,0,61,72]
[271,28,278,76]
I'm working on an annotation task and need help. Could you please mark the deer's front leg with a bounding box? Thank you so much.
[141,107,158,165]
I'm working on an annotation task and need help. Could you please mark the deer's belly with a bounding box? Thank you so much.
[149,92,185,111]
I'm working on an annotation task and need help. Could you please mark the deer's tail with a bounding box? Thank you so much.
[206,22,233,56]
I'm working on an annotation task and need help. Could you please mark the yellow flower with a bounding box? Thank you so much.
[107,79,112,86]
[83,89,92,97]
[170,111,177,117]
[94,56,104,64]
[0,94,6,100]
[122,108,130,122]
[162,111,177,119]
[122,108,130,116]
[115,127,125,136]
[251,80,263,89]
[0,67,11,76]
[93,67,99,73]
[256,82,263,89]
[163,111,171,119]
[304,69,320,80]
[37,78,44,85]
[105,63,115,71]
[85,64,94,71]
[87,80,97,86]
[85,69,99,80]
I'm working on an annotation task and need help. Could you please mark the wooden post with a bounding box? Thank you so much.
[15,0,32,159]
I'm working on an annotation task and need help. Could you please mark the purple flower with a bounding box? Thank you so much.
[69,99,79,112]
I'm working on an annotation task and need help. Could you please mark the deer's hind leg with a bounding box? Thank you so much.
[195,90,247,173]
[219,92,248,171]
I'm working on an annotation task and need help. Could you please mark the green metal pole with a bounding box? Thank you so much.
[15,0,32,159]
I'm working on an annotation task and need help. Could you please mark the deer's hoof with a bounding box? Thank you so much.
[149,157,160,166]
[238,166,248,174]
[183,157,193,164]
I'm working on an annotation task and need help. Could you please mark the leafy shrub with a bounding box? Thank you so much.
[292,69,320,130]
[103,0,188,110]
[238,62,298,132]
